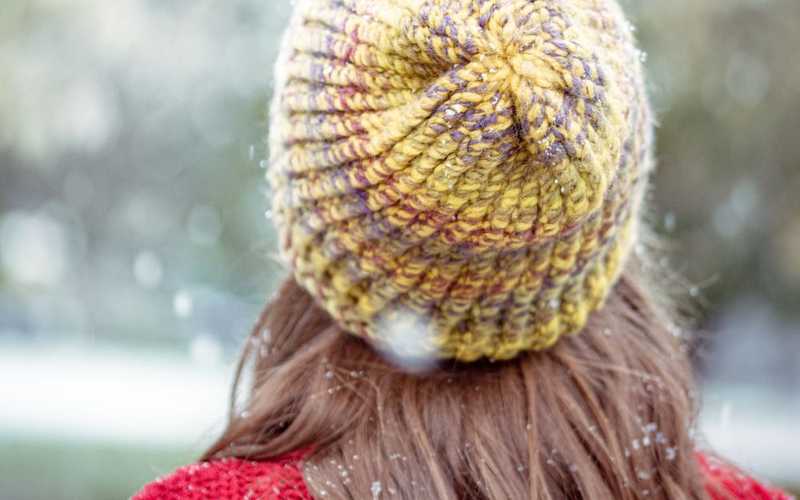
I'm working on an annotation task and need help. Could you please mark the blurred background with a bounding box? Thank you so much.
[1,0,797,498]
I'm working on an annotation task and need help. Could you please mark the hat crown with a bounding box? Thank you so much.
[268,0,651,361]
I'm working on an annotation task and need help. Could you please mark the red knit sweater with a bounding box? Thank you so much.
[133,451,792,500]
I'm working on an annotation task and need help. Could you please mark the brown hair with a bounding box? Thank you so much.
[203,255,708,499]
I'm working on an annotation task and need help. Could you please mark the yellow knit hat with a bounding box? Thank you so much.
[268,0,653,362]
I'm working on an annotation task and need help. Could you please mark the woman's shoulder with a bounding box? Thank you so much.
[132,452,312,500]
[697,452,794,500]
[133,451,792,500]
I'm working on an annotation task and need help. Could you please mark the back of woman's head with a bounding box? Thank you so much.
[205,0,708,498]
[204,256,705,499]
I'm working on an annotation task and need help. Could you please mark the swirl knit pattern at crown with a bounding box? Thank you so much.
[267,0,653,362]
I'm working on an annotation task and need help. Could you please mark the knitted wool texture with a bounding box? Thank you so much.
[268,0,653,362]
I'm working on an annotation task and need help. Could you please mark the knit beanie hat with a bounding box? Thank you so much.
[268,0,653,362]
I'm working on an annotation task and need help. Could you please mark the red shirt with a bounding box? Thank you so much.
[133,451,792,500]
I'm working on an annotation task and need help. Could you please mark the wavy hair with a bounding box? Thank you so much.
[202,250,711,499]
